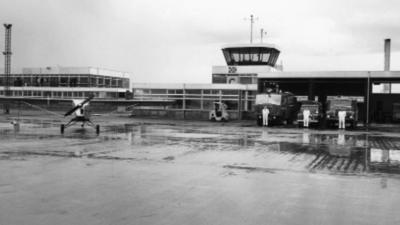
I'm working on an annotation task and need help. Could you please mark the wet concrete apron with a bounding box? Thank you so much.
[1,118,400,225]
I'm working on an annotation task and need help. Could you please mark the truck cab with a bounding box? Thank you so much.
[297,101,323,127]
[255,91,298,126]
[326,98,358,128]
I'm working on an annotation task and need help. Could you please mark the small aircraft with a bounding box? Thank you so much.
[61,94,100,134]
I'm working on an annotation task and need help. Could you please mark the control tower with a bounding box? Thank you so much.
[212,43,281,84]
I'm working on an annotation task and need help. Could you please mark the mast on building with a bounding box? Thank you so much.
[3,23,12,114]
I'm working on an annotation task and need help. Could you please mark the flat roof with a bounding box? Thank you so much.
[258,71,400,79]
[221,43,280,51]
[1,66,131,78]
[132,83,257,90]
[8,86,129,92]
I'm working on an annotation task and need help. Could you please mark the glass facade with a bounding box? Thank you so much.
[222,47,280,66]
[0,74,129,89]
[133,86,256,111]
[0,89,124,99]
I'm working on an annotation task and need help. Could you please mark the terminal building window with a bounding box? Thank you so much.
[224,101,238,110]
[221,90,238,96]
[90,77,97,87]
[98,78,104,87]
[60,77,68,86]
[185,99,201,109]
[373,83,391,94]
[240,77,253,84]
[105,79,111,87]
[111,79,117,87]
[212,74,227,84]
[50,77,58,87]
[185,89,201,95]
[23,77,31,86]
[391,84,400,93]
[79,77,89,87]
[151,89,167,94]
[203,100,219,110]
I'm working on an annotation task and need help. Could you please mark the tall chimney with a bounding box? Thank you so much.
[384,38,391,71]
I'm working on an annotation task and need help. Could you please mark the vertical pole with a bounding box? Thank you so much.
[3,24,12,114]
[260,29,267,43]
[238,90,242,120]
[365,133,369,172]
[182,83,186,119]
[366,71,371,129]
[244,90,248,111]
[384,39,391,71]
[250,15,254,43]
[200,89,204,110]
[383,39,391,93]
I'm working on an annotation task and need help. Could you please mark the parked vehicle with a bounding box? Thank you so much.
[297,100,323,127]
[209,102,229,121]
[255,92,299,126]
[326,98,358,128]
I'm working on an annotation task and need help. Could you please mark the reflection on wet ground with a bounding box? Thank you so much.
[1,119,400,177]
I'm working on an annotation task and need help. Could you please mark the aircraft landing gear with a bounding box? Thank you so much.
[60,121,100,134]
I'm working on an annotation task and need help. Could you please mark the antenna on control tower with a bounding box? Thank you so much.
[260,29,267,43]
[245,14,258,43]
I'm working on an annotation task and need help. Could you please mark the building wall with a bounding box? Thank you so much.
[132,109,245,120]
[0,66,130,89]
[131,83,257,120]
[0,87,129,99]
[0,74,129,88]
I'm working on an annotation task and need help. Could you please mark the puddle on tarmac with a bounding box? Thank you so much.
[1,121,400,176]
[118,124,400,176]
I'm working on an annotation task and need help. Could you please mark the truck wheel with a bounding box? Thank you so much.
[96,125,100,134]
[351,121,357,129]
[257,117,263,126]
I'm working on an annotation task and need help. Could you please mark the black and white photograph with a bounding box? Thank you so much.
[1,0,400,224]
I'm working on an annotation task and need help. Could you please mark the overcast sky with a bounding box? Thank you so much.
[0,0,399,83]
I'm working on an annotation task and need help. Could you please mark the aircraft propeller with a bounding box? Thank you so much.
[64,94,94,117]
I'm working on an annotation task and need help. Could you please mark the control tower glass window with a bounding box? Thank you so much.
[222,46,280,66]
[261,53,270,63]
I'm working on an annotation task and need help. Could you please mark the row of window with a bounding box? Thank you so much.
[0,90,120,98]
[212,74,257,84]
[372,83,400,94]
[222,48,280,66]
[134,89,252,96]
[0,75,129,88]
[133,88,255,111]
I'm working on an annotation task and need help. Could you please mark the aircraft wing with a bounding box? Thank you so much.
[0,96,175,107]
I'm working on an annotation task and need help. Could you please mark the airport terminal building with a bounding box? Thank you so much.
[131,43,282,120]
[131,40,400,124]
[2,41,400,123]
[0,66,131,99]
